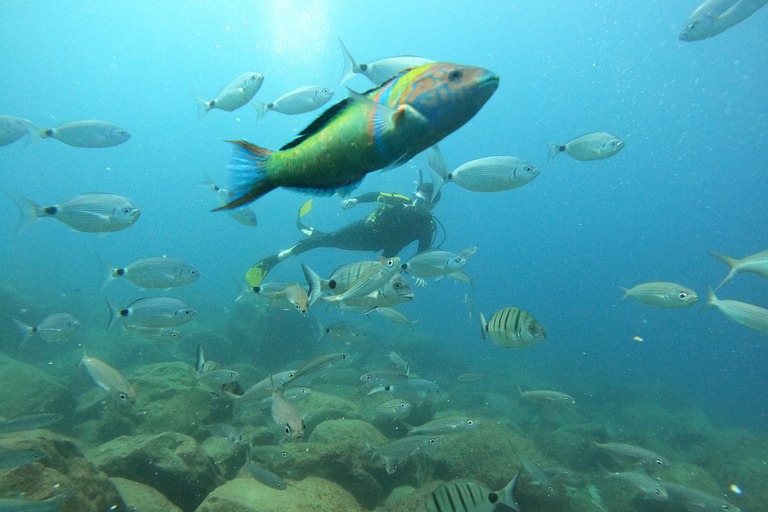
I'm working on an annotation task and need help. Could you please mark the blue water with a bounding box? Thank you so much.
[1,0,766,453]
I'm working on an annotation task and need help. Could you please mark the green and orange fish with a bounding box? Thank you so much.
[215,62,499,210]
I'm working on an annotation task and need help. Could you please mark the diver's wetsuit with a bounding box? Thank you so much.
[253,192,437,281]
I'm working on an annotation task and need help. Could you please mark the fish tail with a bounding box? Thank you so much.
[98,254,119,291]
[195,344,206,372]
[618,286,629,301]
[502,472,521,511]
[338,39,358,85]
[8,192,45,232]
[425,144,448,195]
[105,298,121,330]
[479,312,488,341]
[12,319,34,345]
[193,93,211,122]
[708,250,738,289]
[408,318,418,330]
[704,285,718,311]
[214,140,277,210]
[252,100,269,125]
[545,141,564,165]
[302,263,328,307]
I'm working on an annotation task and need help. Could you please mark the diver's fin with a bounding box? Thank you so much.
[299,200,313,218]
[245,260,270,287]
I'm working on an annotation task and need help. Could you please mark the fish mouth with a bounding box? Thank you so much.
[479,74,500,89]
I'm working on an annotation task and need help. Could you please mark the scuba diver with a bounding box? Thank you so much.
[244,182,443,286]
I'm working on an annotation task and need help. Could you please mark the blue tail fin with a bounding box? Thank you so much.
[214,140,277,211]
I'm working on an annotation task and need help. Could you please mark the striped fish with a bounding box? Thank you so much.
[479,308,546,349]
[619,282,699,308]
[594,442,670,468]
[80,348,136,405]
[706,286,768,335]
[425,475,519,512]
[216,62,498,210]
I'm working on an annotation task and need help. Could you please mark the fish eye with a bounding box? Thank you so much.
[655,490,662,496]
[448,69,461,81]
[467,419,474,425]
[611,141,617,146]
[284,425,291,434]
[394,282,402,289]
[679,293,687,299]
[526,166,533,172]
[229,372,236,378]
[184,309,194,316]
[325,328,330,333]
[190,270,199,276]
[281,452,288,457]
[655,459,664,466]
[123,208,132,214]
[387,259,395,267]
[119,393,127,401]
[529,326,536,332]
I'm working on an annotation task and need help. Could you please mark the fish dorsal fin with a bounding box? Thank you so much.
[279,99,350,151]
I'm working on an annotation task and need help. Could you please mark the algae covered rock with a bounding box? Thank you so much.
[109,477,182,512]
[87,431,223,512]
[0,430,127,512]
[195,476,366,512]
[0,354,73,423]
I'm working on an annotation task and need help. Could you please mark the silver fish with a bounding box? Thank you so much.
[0,116,35,146]
[375,378,444,403]
[546,132,624,164]
[518,387,575,405]
[235,280,294,304]
[123,324,182,341]
[107,297,197,329]
[254,86,334,124]
[269,282,309,315]
[228,370,297,404]
[403,250,467,280]
[605,471,668,501]
[246,461,287,490]
[0,449,46,470]
[374,307,417,329]
[80,348,136,405]
[322,321,372,345]
[322,257,401,304]
[406,416,478,436]
[662,481,741,511]
[284,352,350,386]
[389,351,409,373]
[12,192,140,233]
[249,445,291,465]
[331,273,414,309]
[195,369,240,387]
[202,176,258,226]
[0,413,61,433]
[200,423,245,445]
[361,370,410,388]
[594,442,670,468]
[619,282,699,308]
[519,455,559,496]
[710,248,768,289]
[456,373,485,383]
[13,313,79,344]
[303,261,379,302]
[448,156,540,192]
[101,256,200,290]
[480,308,546,349]
[706,286,768,335]
[680,0,767,41]
[375,399,412,421]
[270,374,305,440]
[194,72,264,121]
[464,294,475,322]
[425,475,520,512]
[36,120,131,148]
[369,435,439,474]
[339,39,434,85]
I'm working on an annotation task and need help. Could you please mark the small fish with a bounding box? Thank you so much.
[448,156,540,192]
[80,348,136,405]
[123,324,182,342]
[0,116,36,146]
[519,455,560,497]
[202,176,258,226]
[322,321,372,345]
[605,471,669,501]
[322,257,402,304]
[249,445,291,465]
[464,294,475,322]
[284,352,350,386]
[388,351,409,373]
[13,313,79,344]
[253,86,335,124]
[216,62,498,210]
[375,378,444,403]
[270,374,305,440]
[246,461,287,490]
[402,250,468,282]
[456,373,485,383]
[662,481,741,511]
[194,72,264,121]
[518,387,575,405]
[195,368,240,387]
[228,370,297,404]
[107,297,197,329]
[619,282,699,308]
[0,449,46,470]
[706,286,768,335]
[709,248,768,289]
[269,282,309,315]
[101,256,200,290]
[200,423,245,445]
[36,120,131,147]
[480,308,546,349]
[330,273,414,309]
[369,435,440,474]
[375,399,412,421]
[424,474,520,512]
[236,280,294,304]
[360,370,410,388]
[546,132,624,164]
[0,413,61,433]
[339,39,434,85]
[373,307,417,329]
[405,416,478,436]
[680,0,767,41]
[12,192,140,233]
[594,442,670,468]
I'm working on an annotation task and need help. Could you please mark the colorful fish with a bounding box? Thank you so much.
[216,62,499,210]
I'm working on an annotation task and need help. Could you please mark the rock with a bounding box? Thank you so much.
[109,477,182,512]
[0,430,127,512]
[0,354,74,423]
[87,432,224,512]
[194,476,366,512]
